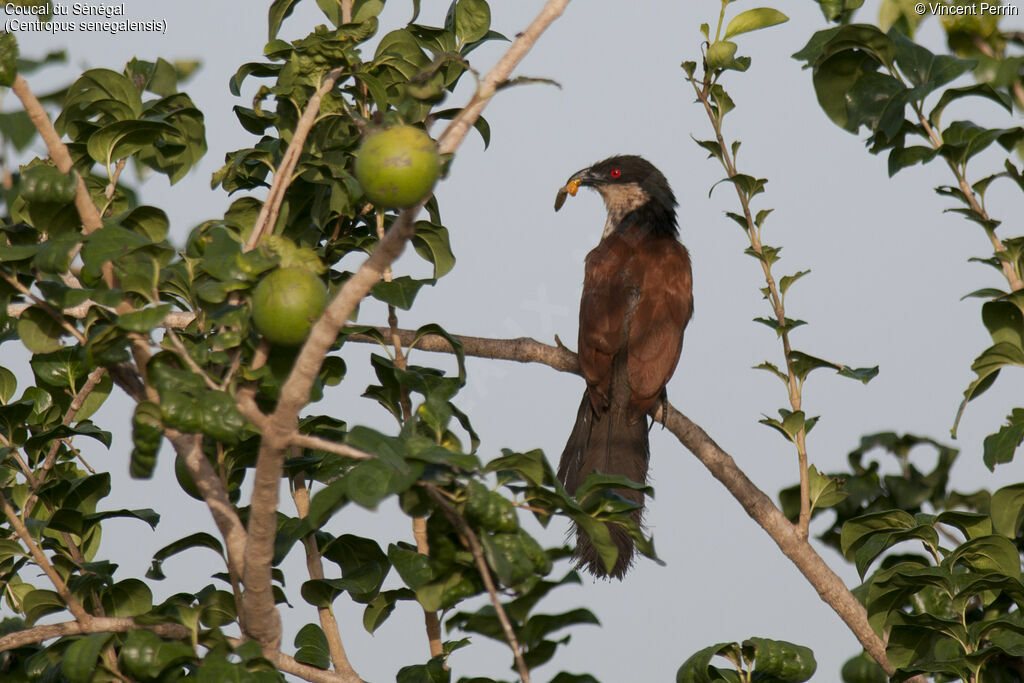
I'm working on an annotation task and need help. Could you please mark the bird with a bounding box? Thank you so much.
[554,154,693,579]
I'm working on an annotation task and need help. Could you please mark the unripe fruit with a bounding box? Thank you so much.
[354,125,441,209]
[251,268,328,347]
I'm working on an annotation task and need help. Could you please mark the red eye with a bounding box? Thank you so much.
[610,168,621,178]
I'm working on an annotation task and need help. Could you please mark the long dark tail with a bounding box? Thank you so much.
[557,391,649,579]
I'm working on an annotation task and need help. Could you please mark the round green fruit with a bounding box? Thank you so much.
[354,125,441,209]
[251,267,328,347]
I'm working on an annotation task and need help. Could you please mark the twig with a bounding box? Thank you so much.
[689,72,812,538]
[912,106,1023,291]
[244,67,346,252]
[23,366,107,516]
[290,432,373,460]
[346,328,899,676]
[0,270,87,345]
[425,485,530,682]
[413,516,444,658]
[292,477,359,679]
[0,489,91,623]
[239,0,574,654]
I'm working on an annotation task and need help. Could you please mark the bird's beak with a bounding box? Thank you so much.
[554,166,598,212]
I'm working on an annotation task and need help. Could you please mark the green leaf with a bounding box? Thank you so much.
[983,409,1024,470]
[23,589,65,626]
[789,351,878,384]
[485,449,549,486]
[677,642,742,683]
[268,0,300,40]
[808,465,848,512]
[706,41,738,71]
[0,32,18,87]
[840,651,887,683]
[454,0,490,44]
[0,366,17,403]
[388,543,433,590]
[149,532,225,580]
[724,8,789,39]
[991,483,1024,538]
[954,342,1024,435]
[16,307,64,354]
[942,535,1020,578]
[744,637,816,681]
[412,221,456,278]
[118,630,194,680]
[929,83,1012,129]
[889,30,975,99]
[101,578,153,617]
[86,120,177,167]
[371,276,432,310]
[62,633,114,683]
[939,121,1024,168]
[294,624,330,670]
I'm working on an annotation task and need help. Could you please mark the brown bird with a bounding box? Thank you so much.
[555,155,693,579]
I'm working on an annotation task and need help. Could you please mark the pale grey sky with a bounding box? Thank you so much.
[5,1,1024,681]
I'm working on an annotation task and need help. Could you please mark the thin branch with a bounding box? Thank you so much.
[10,75,103,234]
[290,432,373,460]
[0,270,87,345]
[690,72,812,538]
[0,618,189,652]
[426,486,529,682]
[240,0,573,654]
[413,516,444,658]
[347,328,899,676]
[0,489,91,623]
[244,67,346,252]
[292,477,359,679]
[23,367,107,516]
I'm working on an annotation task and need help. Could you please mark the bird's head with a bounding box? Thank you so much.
[555,154,678,237]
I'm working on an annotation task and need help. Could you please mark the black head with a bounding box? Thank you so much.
[558,154,678,237]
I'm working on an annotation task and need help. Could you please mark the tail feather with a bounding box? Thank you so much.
[558,392,649,579]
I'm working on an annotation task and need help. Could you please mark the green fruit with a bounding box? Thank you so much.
[174,454,202,501]
[354,125,441,209]
[252,267,328,347]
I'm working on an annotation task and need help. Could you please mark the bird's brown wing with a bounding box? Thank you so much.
[626,238,693,415]
[577,235,635,413]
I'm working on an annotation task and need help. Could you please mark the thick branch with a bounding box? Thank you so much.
[240,0,573,653]
[346,328,897,676]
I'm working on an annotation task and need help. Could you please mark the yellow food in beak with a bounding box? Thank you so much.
[567,179,580,196]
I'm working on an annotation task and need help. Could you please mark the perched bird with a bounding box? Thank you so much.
[555,155,693,579]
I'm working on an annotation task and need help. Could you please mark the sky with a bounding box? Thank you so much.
[5,0,1024,681]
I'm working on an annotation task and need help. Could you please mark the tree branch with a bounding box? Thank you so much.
[292,477,359,679]
[244,67,346,252]
[167,432,248,581]
[239,0,574,653]
[22,367,107,516]
[0,618,189,652]
[10,75,103,234]
[345,327,898,676]
[0,489,91,623]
